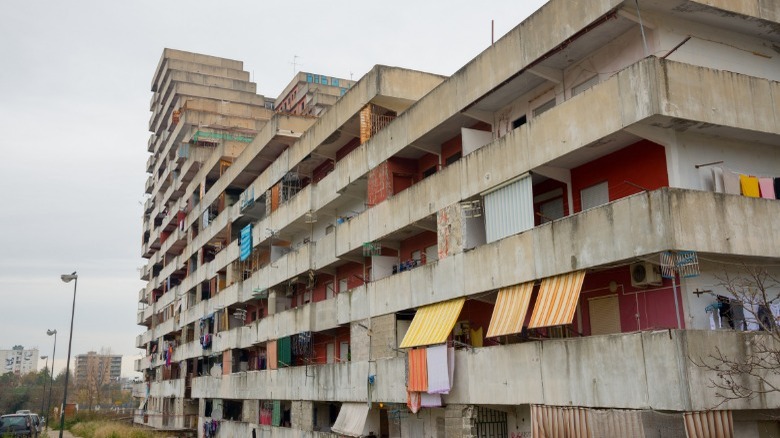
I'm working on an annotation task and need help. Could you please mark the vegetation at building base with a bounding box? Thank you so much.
[71,420,163,438]
[691,266,780,407]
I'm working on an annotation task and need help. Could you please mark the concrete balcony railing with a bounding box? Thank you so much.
[192,358,406,403]
[210,420,336,438]
[150,378,185,398]
[192,330,780,412]
[132,382,147,398]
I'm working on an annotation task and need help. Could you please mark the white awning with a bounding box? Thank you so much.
[331,403,370,437]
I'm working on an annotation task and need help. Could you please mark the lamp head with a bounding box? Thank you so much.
[41,355,48,360]
[47,329,57,336]
[60,272,77,283]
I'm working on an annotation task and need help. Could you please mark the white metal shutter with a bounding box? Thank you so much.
[580,181,609,211]
[484,175,534,243]
[588,295,621,335]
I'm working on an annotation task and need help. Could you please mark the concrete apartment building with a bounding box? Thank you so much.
[74,351,122,386]
[135,1,780,437]
[1,346,39,375]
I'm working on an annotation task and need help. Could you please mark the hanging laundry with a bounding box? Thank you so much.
[420,392,442,407]
[740,175,760,197]
[722,168,740,195]
[710,167,724,193]
[759,177,776,199]
[407,391,421,414]
[470,327,484,347]
[426,345,450,394]
[448,347,455,389]
[774,177,780,200]
[407,348,428,392]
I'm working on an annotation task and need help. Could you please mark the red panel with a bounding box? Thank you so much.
[442,134,462,165]
[312,159,334,183]
[336,137,361,161]
[336,262,365,290]
[577,265,684,336]
[418,153,439,176]
[367,161,392,206]
[570,140,668,213]
[399,231,437,262]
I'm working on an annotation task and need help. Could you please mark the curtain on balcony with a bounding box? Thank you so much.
[683,410,733,438]
[331,402,370,437]
[399,298,465,348]
[487,281,534,337]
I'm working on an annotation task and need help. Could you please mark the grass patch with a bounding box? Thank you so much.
[70,421,160,438]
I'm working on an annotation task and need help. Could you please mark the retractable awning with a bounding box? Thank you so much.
[331,403,370,437]
[528,271,586,328]
[486,282,534,337]
[399,298,465,348]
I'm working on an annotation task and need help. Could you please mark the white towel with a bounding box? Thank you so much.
[711,167,724,193]
[426,345,450,394]
[722,168,740,195]
[708,312,716,330]
[420,392,442,407]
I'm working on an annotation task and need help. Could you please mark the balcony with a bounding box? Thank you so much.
[191,330,780,411]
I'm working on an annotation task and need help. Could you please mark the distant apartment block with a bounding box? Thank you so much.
[136,1,780,437]
[74,352,122,386]
[0,346,39,375]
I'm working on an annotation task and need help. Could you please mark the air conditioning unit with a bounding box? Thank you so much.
[630,262,663,288]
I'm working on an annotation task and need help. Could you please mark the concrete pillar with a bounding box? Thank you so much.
[291,400,314,432]
[445,405,478,438]
[350,319,371,362]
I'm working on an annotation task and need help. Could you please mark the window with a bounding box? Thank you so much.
[580,181,609,211]
[332,78,339,87]
[306,74,313,83]
[320,75,328,85]
[339,278,348,293]
[540,198,564,223]
[314,76,319,84]
[411,250,422,264]
[424,245,437,264]
[445,152,462,166]
[422,166,437,179]
[325,282,335,299]
[512,115,527,129]
[572,75,600,97]
[532,99,556,117]
[340,88,347,96]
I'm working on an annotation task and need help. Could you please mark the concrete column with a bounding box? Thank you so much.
[291,400,314,432]
[445,405,478,438]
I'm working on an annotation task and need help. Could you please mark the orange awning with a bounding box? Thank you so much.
[486,282,534,337]
[528,271,586,328]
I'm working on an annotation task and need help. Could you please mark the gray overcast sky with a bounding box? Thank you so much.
[0,0,548,377]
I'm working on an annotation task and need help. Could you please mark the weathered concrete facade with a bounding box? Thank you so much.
[137,1,780,437]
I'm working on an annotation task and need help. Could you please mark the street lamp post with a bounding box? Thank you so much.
[39,355,48,415]
[46,329,57,428]
[59,272,78,438]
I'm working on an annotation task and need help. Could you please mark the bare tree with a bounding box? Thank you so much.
[692,265,780,406]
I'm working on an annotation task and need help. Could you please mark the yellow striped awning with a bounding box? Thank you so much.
[486,282,534,337]
[528,271,586,329]
[399,298,465,348]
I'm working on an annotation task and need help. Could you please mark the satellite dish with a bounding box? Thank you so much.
[211,407,223,421]
[210,365,222,377]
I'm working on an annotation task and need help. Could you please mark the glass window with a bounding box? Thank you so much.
[532,98,556,117]
[332,78,339,87]
[340,88,347,96]
[572,75,600,97]
[306,74,313,83]
[313,76,319,84]
[320,75,328,85]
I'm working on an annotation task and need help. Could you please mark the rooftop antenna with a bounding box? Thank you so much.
[291,55,301,74]
[491,19,495,46]
[350,71,354,80]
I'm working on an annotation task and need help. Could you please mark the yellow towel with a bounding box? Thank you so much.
[740,175,760,197]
